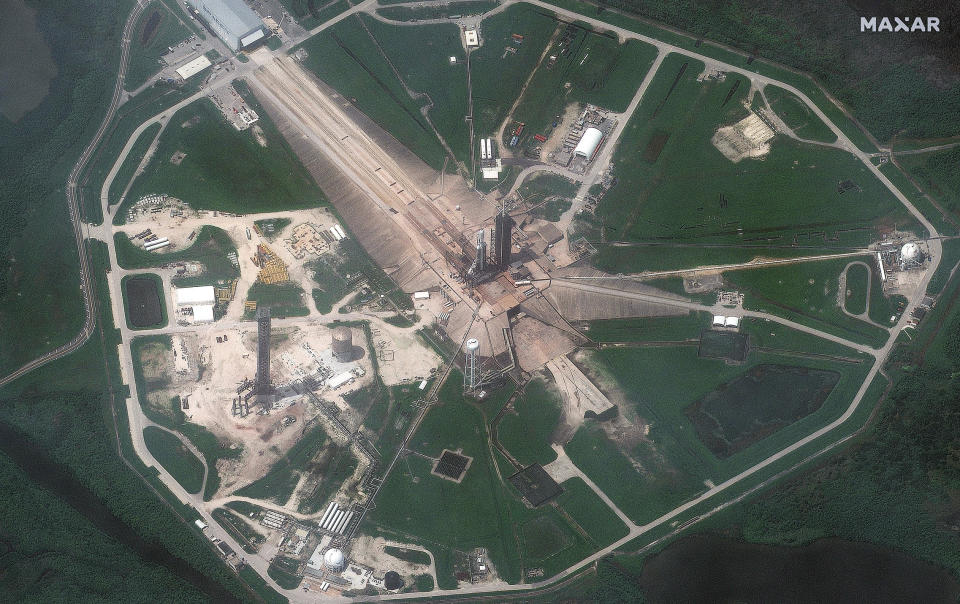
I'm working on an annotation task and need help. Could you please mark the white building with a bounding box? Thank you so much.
[175,55,212,80]
[192,304,215,323]
[464,29,479,47]
[175,286,216,306]
[187,0,265,51]
[574,127,604,161]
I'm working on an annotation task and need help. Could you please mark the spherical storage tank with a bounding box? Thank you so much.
[324,548,345,571]
[332,326,354,362]
[465,338,480,353]
[901,242,921,262]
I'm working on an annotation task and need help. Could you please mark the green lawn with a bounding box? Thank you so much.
[365,371,599,587]
[844,263,868,315]
[584,312,710,343]
[126,2,193,91]
[143,426,204,494]
[119,97,323,221]
[108,122,161,207]
[114,225,239,287]
[469,4,559,138]
[497,379,562,466]
[587,53,917,273]
[378,1,499,20]
[296,16,447,170]
[310,238,404,314]
[554,477,629,547]
[383,545,431,566]
[897,146,960,225]
[508,33,656,154]
[565,341,872,524]
[360,15,471,166]
[520,173,579,222]
[245,282,309,319]
[722,256,890,347]
[763,85,837,143]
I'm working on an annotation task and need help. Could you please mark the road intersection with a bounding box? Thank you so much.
[1,0,947,601]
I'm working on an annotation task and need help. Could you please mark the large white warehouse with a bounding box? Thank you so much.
[574,127,604,161]
[175,286,216,306]
[187,0,265,51]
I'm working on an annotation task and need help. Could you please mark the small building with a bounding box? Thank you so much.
[574,127,604,161]
[175,55,212,80]
[175,285,216,306]
[192,304,215,323]
[712,315,726,326]
[723,316,740,328]
[194,519,208,531]
[327,371,353,390]
[413,291,430,300]
[464,29,479,47]
[187,0,265,51]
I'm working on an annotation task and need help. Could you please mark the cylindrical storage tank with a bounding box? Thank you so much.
[332,326,353,362]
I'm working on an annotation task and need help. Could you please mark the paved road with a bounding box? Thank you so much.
[0,0,149,390]
[2,1,947,602]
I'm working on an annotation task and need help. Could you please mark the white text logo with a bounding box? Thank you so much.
[861,17,940,32]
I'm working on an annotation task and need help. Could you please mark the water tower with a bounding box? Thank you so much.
[332,326,353,362]
[464,338,480,391]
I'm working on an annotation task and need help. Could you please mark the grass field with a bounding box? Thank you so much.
[496,379,562,466]
[469,4,559,139]
[359,15,471,166]
[143,426,205,494]
[565,341,872,524]
[508,31,656,153]
[763,85,837,143]
[378,1,499,20]
[586,53,917,274]
[897,146,960,225]
[383,545,431,566]
[722,256,890,348]
[296,16,447,170]
[108,122,161,207]
[844,263,868,315]
[519,173,579,222]
[310,238,403,314]
[244,282,309,319]
[234,425,327,504]
[114,226,239,287]
[119,97,323,221]
[365,371,602,587]
[125,2,193,91]
[554,477,629,547]
[584,312,709,343]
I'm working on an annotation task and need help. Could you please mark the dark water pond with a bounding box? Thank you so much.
[0,421,239,602]
[639,533,960,603]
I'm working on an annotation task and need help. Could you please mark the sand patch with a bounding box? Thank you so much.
[712,112,775,163]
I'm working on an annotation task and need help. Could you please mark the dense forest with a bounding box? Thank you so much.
[0,1,130,375]
[588,0,960,141]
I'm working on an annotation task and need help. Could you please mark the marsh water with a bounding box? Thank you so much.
[638,533,960,603]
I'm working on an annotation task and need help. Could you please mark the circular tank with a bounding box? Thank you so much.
[323,548,345,571]
[465,338,480,353]
[901,242,921,262]
[383,571,403,591]
[332,326,354,362]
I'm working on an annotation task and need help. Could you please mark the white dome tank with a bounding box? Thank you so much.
[465,338,480,353]
[901,242,921,262]
[323,548,345,571]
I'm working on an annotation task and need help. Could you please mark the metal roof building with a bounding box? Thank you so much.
[574,127,604,161]
[187,0,265,51]
[175,55,212,80]
[175,286,216,306]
